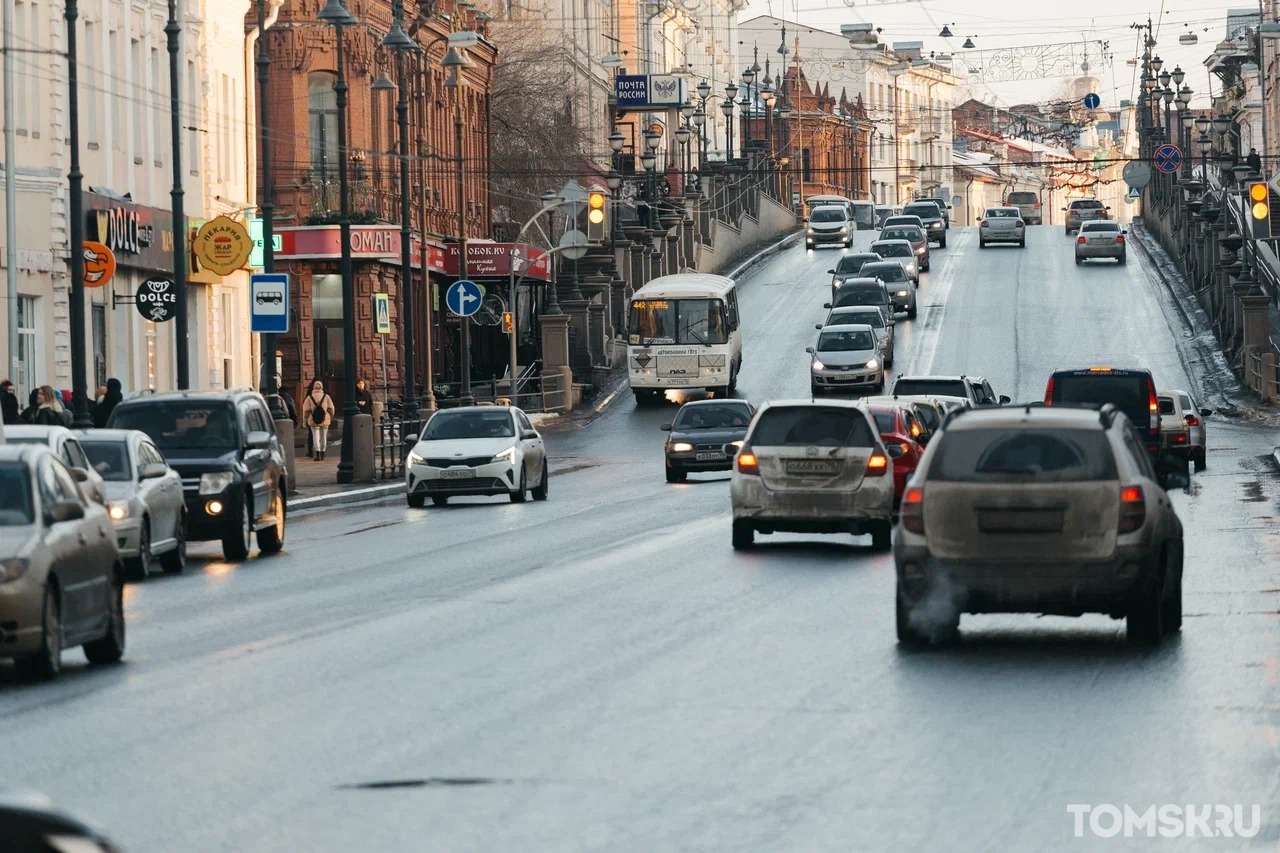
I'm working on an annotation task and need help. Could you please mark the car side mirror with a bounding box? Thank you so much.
[826,269,835,274]
[1061,207,1067,211]
[522,430,539,440]
[1156,457,1191,491]
[805,346,815,354]
[48,500,84,524]
[822,303,831,310]
[887,319,896,326]
[660,424,672,431]
[815,324,823,330]
[886,444,906,458]
[998,395,1011,405]
[69,467,90,483]
[140,462,168,480]
[1200,408,1213,417]
[245,430,272,449]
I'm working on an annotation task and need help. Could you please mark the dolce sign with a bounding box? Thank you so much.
[135,277,178,323]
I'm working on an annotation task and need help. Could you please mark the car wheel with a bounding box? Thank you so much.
[1118,253,1127,265]
[939,235,947,249]
[1074,256,1082,265]
[531,464,549,501]
[844,239,852,248]
[665,465,687,484]
[125,521,151,582]
[978,240,985,249]
[221,495,252,562]
[16,584,61,682]
[713,386,730,398]
[875,375,886,393]
[1162,544,1183,634]
[727,366,739,393]
[731,519,754,550]
[896,588,930,647]
[870,521,892,551]
[510,466,528,503]
[1126,574,1166,645]
[921,262,930,272]
[432,496,449,507]
[83,569,126,665]
[810,384,823,396]
[1019,239,1026,248]
[407,492,426,508]
[256,489,286,554]
[160,512,187,574]
[907,303,918,319]
[1194,449,1206,472]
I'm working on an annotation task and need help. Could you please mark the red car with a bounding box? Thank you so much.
[860,402,925,505]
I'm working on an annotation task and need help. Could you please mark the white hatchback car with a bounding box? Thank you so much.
[729,400,895,550]
[405,406,548,507]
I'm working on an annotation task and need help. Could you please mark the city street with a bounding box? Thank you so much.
[4,225,1279,851]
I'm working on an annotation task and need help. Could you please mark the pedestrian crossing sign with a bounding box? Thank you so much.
[1126,186,1141,200]
[373,293,391,335]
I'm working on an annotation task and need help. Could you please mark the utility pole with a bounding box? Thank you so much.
[167,0,189,389]
[66,0,92,429]
[256,0,283,417]
[4,0,18,388]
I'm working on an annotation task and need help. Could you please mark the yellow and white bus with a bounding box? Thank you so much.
[627,274,742,405]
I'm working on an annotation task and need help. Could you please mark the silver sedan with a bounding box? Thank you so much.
[978,206,1026,247]
[79,430,187,580]
[1075,220,1127,264]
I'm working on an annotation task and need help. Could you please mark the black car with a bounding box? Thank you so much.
[826,277,895,320]
[1044,367,1163,458]
[828,253,881,289]
[912,196,951,229]
[901,202,947,247]
[0,789,120,853]
[661,398,755,483]
[107,389,287,561]
[860,261,917,318]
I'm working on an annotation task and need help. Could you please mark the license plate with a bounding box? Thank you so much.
[785,459,838,475]
[695,451,724,461]
[439,468,476,480]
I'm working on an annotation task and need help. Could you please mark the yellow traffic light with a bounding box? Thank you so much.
[587,190,608,240]
[1247,181,1272,238]
[502,311,514,334]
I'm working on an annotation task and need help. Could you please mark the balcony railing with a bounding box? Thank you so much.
[897,159,919,182]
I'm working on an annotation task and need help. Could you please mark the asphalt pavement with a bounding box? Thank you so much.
[4,224,1279,852]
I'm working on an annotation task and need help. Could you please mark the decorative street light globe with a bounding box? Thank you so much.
[608,127,625,153]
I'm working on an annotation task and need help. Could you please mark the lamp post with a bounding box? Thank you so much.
[1195,115,1211,180]
[721,98,735,162]
[694,78,711,159]
[166,0,189,390]
[1180,109,1196,179]
[442,44,473,406]
[64,0,91,427]
[254,0,286,418]
[317,0,358,482]
[379,0,419,429]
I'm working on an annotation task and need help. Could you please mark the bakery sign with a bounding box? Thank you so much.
[192,216,252,276]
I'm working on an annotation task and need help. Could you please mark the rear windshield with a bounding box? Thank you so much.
[818,330,875,352]
[1007,192,1037,204]
[985,209,1020,218]
[834,288,887,308]
[913,405,940,432]
[830,309,884,328]
[421,410,515,440]
[871,412,896,433]
[1051,375,1149,422]
[1071,200,1104,209]
[929,428,1117,482]
[811,208,846,223]
[0,462,34,526]
[894,378,968,398]
[872,243,912,258]
[835,255,877,274]
[109,402,239,451]
[81,441,132,481]
[1081,221,1120,232]
[1158,398,1176,415]
[862,263,907,282]
[750,407,876,448]
[903,204,939,219]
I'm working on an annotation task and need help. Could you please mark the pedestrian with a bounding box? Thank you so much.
[57,390,73,426]
[299,379,335,461]
[0,380,20,425]
[1247,148,1263,174]
[354,378,374,418]
[20,389,38,423]
[276,377,297,423]
[93,378,123,428]
[30,385,65,426]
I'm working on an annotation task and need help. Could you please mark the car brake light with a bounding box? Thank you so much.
[1116,235,1125,244]
[737,449,759,475]
[902,486,925,533]
[1185,415,1199,427]
[1119,485,1145,533]
[866,453,889,476]
[1173,434,1187,444]
[1034,203,1041,208]
[1044,376,1055,404]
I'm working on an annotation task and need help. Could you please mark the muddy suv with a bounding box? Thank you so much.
[894,405,1187,646]
[1064,198,1109,235]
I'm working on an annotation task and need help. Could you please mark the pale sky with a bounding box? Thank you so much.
[738,0,1249,110]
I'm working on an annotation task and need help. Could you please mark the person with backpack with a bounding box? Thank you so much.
[299,379,335,461]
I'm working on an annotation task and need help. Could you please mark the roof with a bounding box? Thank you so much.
[869,238,913,246]
[678,398,751,408]
[632,273,736,300]
[945,405,1110,432]
[3,425,72,441]
[819,323,875,333]
[759,398,871,411]
[116,388,259,405]
[0,444,43,462]
[78,429,142,443]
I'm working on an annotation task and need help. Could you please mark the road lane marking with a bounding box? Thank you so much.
[911,227,970,375]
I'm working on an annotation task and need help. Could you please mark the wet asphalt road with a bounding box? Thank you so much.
[4,225,1279,852]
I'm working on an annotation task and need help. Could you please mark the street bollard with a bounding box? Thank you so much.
[274,419,297,495]
[351,414,375,483]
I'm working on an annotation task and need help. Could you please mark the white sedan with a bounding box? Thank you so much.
[405,406,548,507]
[978,206,1026,248]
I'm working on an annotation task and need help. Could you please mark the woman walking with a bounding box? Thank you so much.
[300,379,335,461]
[0,380,21,425]
[29,385,66,426]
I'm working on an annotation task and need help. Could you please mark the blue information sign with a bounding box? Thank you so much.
[1083,92,1101,110]
[446,279,483,317]
[250,273,289,333]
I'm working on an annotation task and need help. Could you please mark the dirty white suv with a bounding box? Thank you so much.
[894,404,1187,646]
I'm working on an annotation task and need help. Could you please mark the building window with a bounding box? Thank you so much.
[92,304,107,388]
[187,59,198,173]
[16,296,38,400]
[801,148,811,182]
[84,20,98,145]
[309,72,339,186]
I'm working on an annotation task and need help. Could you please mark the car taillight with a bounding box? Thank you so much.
[1185,415,1199,427]
[1034,203,1041,208]
[902,486,925,533]
[1044,376,1055,404]
[1119,485,1145,533]
[866,453,889,476]
[1077,236,1086,244]
[737,448,759,476]
[1116,235,1125,244]
[1173,433,1187,444]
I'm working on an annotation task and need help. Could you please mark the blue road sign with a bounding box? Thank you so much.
[1127,186,1141,200]
[373,293,391,334]
[446,279,483,317]
[1083,92,1101,110]
[1154,144,1182,174]
[250,273,289,333]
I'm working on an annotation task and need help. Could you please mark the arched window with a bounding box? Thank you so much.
[308,72,339,184]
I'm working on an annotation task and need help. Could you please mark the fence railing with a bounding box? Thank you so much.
[1244,345,1279,404]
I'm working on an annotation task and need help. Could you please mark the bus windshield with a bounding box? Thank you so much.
[630,298,729,346]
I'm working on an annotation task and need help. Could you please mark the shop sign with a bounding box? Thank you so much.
[135,276,178,322]
[441,243,551,281]
[82,242,117,288]
[193,216,252,276]
[85,191,175,272]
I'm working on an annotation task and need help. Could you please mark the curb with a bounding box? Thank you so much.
[290,482,403,511]
[725,229,804,279]
[1273,447,1280,472]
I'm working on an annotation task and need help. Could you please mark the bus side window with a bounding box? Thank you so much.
[726,292,739,331]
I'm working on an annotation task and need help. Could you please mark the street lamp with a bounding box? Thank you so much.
[675,124,692,179]
[1172,65,1185,86]
[442,44,474,406]
[1151,54,1164,73]
[697,79,711,100]
[254,0,286,420]
[317,0,359,482]
[166,0,189,390]
[1158,68,1171,89]
[1195,115,1211,135]
[721,98,735,160]
[64,0,92,427]
[1177,84,1192,106]
[1212,115,1232,136]
[1180,109,1196,177]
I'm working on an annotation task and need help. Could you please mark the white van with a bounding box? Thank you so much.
[627,274,742,405]
[807,205,853,249]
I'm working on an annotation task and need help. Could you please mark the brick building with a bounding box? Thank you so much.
[256,0,530,408]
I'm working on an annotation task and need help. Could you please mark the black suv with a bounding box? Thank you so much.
[107,389,288,561]
[901,202,947,248]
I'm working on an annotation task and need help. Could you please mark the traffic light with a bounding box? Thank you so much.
[1248,181,1272,239]
[586,190,607,241]
[501,311,514,334]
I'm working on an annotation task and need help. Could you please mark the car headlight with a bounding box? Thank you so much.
[915,246,926,255]
[406,450,425,467]
[807,229,816,236]
[838,227,849,235]
[865,358,879,370]
[811,359,826,371]
[670,442,694,453]
[0,558,28,584]
[896,289,909,296]
[730,440,744,448]
[108,500,130,521]
[199,472,234,495]
[492,446,518,464]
